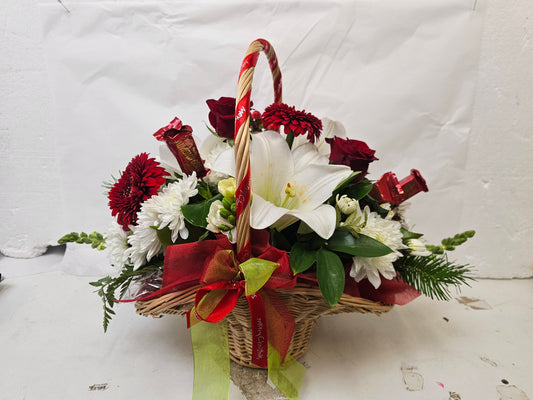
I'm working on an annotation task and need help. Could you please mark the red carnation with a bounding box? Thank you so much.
[108,153,167,231]
[326,137,378,180]
[262,103,322,143]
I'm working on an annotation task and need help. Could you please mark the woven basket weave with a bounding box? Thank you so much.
[135,39,393,368]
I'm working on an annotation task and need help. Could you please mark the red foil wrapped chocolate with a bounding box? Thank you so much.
[154,117,207,178]
[370,169,428,204]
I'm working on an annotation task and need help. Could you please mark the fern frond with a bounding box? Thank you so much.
[89,262,162,332]
[395,255,474,301]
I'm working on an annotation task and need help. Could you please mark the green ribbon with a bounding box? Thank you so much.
[268,345,306,400]
[189,257,305,399]
[239,257,279,296]
[191,319,230,400]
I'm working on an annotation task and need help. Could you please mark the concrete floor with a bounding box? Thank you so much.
[1,249,532,400]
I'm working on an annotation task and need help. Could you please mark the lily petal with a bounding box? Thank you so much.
[288,163,352,209]
[291,142,329,171]
[250,193,292,230]
[287,204,338,239]
[212,147,235,177]
[250,131,293,202]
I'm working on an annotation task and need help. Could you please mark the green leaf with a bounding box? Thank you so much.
[289,242,317,274]
[181,194,222,228]
[153,226,173,247]
[343,179,373,201]
[326,230,393,257]
[401,227,424,240]
[316,248,345,307]
[362,196,390,218]
[197,182,213,200]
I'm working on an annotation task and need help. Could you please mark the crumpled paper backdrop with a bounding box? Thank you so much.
[2,0,483,272]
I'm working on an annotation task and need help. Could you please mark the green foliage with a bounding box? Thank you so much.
[154,226,174,247]
[329,174,365,203]
[102,174,120,195]
[58,231,106,250]
[197,180,214,200]
[90,262,162,332]
[326,230,393,257]
[395,255,474,301]
[360,195,390,218]
[289,242,317,274]
[401,227,424,241]
[426,230,476,254]
[181,194,222,228]
[316,248,345,307]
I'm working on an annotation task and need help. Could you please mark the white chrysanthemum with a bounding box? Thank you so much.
[350,205,407,289]
[105,221,131,269]
[206,200,236,243]
[200,135,232,186]
[126,173,198,270]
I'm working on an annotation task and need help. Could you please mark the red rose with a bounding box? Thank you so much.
[206,97,236,139]
[326,136,378,178]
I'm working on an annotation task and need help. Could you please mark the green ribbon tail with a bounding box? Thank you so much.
[191,319,230,400]
[268,345,306,400]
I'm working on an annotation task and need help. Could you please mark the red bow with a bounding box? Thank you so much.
[135,229,296,367]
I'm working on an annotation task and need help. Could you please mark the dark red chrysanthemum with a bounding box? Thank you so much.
[108,153,167,231]
[261,103,322,143]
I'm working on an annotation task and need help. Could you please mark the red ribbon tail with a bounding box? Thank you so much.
[262,290,295,364]
[246,292,268,368]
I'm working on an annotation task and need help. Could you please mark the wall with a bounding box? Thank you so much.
[0,0,531,278]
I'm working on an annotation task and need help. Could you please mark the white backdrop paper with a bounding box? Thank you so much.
[2,1,483,273]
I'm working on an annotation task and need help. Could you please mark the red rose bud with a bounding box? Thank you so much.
[206,97,236,139]
[153,118,207,178]
[326,136,378,181]
[370,169,428,204]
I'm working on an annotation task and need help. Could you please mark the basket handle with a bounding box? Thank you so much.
[234,39,282,259]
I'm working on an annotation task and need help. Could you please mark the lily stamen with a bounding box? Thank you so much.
[281,183,297,208]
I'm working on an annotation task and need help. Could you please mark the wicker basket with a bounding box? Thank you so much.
[135,39,393,368]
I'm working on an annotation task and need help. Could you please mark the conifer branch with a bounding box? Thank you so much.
[395,255,474,301]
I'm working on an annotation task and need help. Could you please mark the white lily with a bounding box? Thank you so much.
[219,131,351,239]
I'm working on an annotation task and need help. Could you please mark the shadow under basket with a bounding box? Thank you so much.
[135,284,392,368]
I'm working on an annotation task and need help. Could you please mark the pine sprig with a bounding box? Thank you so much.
[395,255,474,301]
[58,231,106,250]
[90,262,162,332]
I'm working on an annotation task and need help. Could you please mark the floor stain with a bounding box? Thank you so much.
[230,361,286,399]
[456,296,492,310]
[480,356,498,367]
[88,383,108,391]
[497,385,530,400]
[401,365,424,391]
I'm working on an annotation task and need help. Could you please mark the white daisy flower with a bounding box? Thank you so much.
[349,205,407,289]
[105,221,131,269]
[126,172,198,270]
